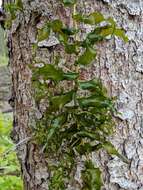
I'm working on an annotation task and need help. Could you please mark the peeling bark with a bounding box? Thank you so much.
[3,0,143,189]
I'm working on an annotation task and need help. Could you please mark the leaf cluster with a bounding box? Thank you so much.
[4,0,23,29]
[37,10,128,63]
[31,2,129,190]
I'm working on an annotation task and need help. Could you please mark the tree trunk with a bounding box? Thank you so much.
[3,0,143,189]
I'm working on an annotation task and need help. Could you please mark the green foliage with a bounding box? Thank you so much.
[77,47,96,65]
[62,0,77,6]
[37,24,50,42]
[114,29,128,42]
[3,0,128,189]
[102,141,129,163]
[82,160,102,190]
[15,0,23,10]
[0,55,8,66]
[32,64,78,81]
[31,2,128,190]
[50,90,75,109]
[49,167,65,190]
[4,0,23,29]
[0,176,22,190]
[0,113,23,190]
[73,12,105,25]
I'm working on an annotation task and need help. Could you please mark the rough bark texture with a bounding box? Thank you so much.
[3,0,143,189]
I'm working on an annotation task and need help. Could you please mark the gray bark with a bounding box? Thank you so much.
[3,0,143,189]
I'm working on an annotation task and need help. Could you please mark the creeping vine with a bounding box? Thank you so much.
[4,0,129,189]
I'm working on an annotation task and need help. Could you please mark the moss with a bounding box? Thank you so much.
[30,1,128,189]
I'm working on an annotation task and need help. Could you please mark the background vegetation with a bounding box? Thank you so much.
[0,113,23,190]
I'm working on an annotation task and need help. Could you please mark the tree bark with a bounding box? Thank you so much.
[3,0,143,189]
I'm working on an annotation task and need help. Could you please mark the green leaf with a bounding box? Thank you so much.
[50,90,74,109]
[102,141,119,155]
[114,29,128,42]
[106,17,116,27]
[4,18,13,29]
[76,143,103,155]
[87,33,104,44]
[81,27,105,47]
[82,160,103,190]
[61,28,79,35]
[76,131,104,141]
[76,143,92,155]
[99,123,114,135]
[32,65,78,82]
[37,24,50,42]
[62,0,77,6]
[77,47,96,65]
[51,20,63,32]
[64,41,81,54]
[63,72,79,80]
[65,43,78,54]
[61,123,79,140]
[73,12,105,25]
[72,13,84,22]
[32,81,48,102]
[49,167,65,190]
[15,0,23,10]
[85,12,105,25]
[32,64,64,81]
[58,33,68,43]
[78,79,103,91]
[75,112,94,127]
[47,114,67,142]
[100,25,114,37]
[78,95,111,108]
[102,141,129,163]
[5,3,17,20]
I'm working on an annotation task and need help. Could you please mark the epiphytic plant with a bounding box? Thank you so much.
[31,1,128,189]
[4,0,129,189]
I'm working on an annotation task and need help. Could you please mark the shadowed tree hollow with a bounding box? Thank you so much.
[1,0,143,190]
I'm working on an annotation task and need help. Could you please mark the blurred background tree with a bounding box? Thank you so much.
[0,26,8,65]
[0,26,23,189]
